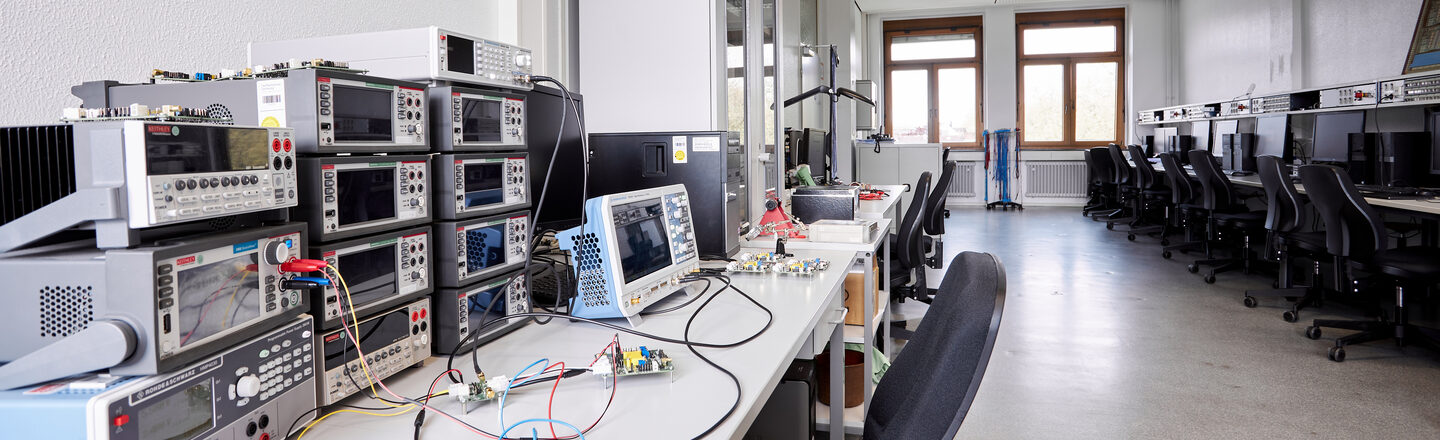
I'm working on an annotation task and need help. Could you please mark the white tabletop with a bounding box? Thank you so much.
[858,185,908,220]
[741,219,892,253]
[1152,162,1440,216]
[300,248,858,440]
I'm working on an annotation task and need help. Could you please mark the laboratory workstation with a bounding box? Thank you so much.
[4,1,1440,439]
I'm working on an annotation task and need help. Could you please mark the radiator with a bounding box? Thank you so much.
[1023,161,1088,198]
[946,160,977,198]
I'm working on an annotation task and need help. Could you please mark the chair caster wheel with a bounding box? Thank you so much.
[1162,250,1172,259]
[1283,310,1298,323]
[1328,346,1345,362]
[1187,264,1199,273]
[1305,326,1322,340]
[1243,296,1257,308]
[1161,239,1171,246]
[1204,274,1216,284]
[1127,234,1136,241]
[1106,223,1115,230]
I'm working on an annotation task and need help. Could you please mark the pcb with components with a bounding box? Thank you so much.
[593,345,674,377]
[726,252,830,275]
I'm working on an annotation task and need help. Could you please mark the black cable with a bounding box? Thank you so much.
[640,276,711,315]
[682,273,750,438]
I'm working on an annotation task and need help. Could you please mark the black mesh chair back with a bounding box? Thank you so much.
[1257,156,1304,232]
[1298,164,1386,259]
[924,162,954,236]
[1091,147,1115,186]
[1187,150,1239,212]
[1127,144,1159,189]
[1107,143,1132,185]
[864,251,1006,440]
[1158,152,1196,205]
[896,172,932,270]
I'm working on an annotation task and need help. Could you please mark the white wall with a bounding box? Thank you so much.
[1176,0,1424,103]
[0,1,512,125]
[576,0,720,133]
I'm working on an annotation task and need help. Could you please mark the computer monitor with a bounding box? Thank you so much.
[1313,111,1365,163]
[1191,121,1215,157]
[525,84,586,230]
[1255,114,1292,160]
[556,184,701,326]
[801,128,828,180]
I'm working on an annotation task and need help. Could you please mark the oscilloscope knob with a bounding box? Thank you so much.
[236,374,261,398]
[263,240,290,265]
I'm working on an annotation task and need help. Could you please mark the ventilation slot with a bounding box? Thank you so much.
[205,104,234,125]
[39,285,94,338]
[947,160,977,198]
[1,125,77,226]
[1024,161,1089,198]
[571,233,610,308]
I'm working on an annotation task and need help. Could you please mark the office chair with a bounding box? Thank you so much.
[1298,165,1440,362]
[1082,150,1107,216]
[1087,146,1121,220]
[890,172,932,303]
[1102,144,1138,229]
[1185,150,1267,284]
[921,160,955,269]
[865,251,1006,440]
[1121,144,1170,241]
[1243,156,1327,321]
[1157,152,1205,259]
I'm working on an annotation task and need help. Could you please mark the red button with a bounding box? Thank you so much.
[113,414,130,426]
[272,139,281,152]
[420,309,427,319]
[283,139,292,152]
[412,311,419,322]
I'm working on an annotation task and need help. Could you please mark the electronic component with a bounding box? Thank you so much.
[1380,74,1440,104]
[591,345,674,378]
[88,68,429,154]
[0,316,317,440]
[0,121,298,252]
[429,85,528,152]
[1138,111,1159,124]
[434,152,530,220]
[1252,94,1292,114]
[297,155,431,242]
[59,104,228,123]
[1182,104,1217,119]
[586,131,748,256]
[0,224,307,390]
[448,377,499,413]
[791,185,860,224]
[248,26,534,91]
[433,268,528,355]
[435,212,531,288]
[1162,108,1184,121]
[1319,83,1379,108]
[309,226,432,330]
[726,252,830,275]
[1219,100,1250,116]
[317,297,430,405]
[149,59,358,82]
[557,184,700,326]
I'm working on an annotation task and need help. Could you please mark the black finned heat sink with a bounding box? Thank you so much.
[0,125,77,226]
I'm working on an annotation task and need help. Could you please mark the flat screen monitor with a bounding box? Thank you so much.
[1255,114,1291,160]
[1191,121,1214,156]
[525,84,586,229]
[801,128,827,179]
[1313,111,1364,163]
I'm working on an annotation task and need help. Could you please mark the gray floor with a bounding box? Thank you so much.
[932,207,1440,439]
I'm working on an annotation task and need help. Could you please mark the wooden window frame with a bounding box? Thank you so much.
[1016,9,1125,149]
[884,16,984,150]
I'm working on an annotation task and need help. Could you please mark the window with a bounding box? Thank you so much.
[884,17,983,148]
[1017,9,1124,148]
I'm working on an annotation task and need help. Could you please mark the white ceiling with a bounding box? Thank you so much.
[854,0,1071,14]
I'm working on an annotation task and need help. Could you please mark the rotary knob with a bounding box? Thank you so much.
[263,240,291,265]
[236,374,261,398]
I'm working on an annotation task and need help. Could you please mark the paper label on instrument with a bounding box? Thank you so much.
[692,136,721,152]
[672,136,688,163]
[256,79,287,127]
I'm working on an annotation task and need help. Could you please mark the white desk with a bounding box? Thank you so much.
[1153,162,1440,217]
[858,184,908,223]
[739,218,892,435]
[301,248,857,440]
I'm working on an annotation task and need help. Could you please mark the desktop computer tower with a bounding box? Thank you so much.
[1221,133,1256,173]
[1143,135,1156,157]
[1169,135,1195,164]
[586,131,747,257]
[1352,132,1430,187]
